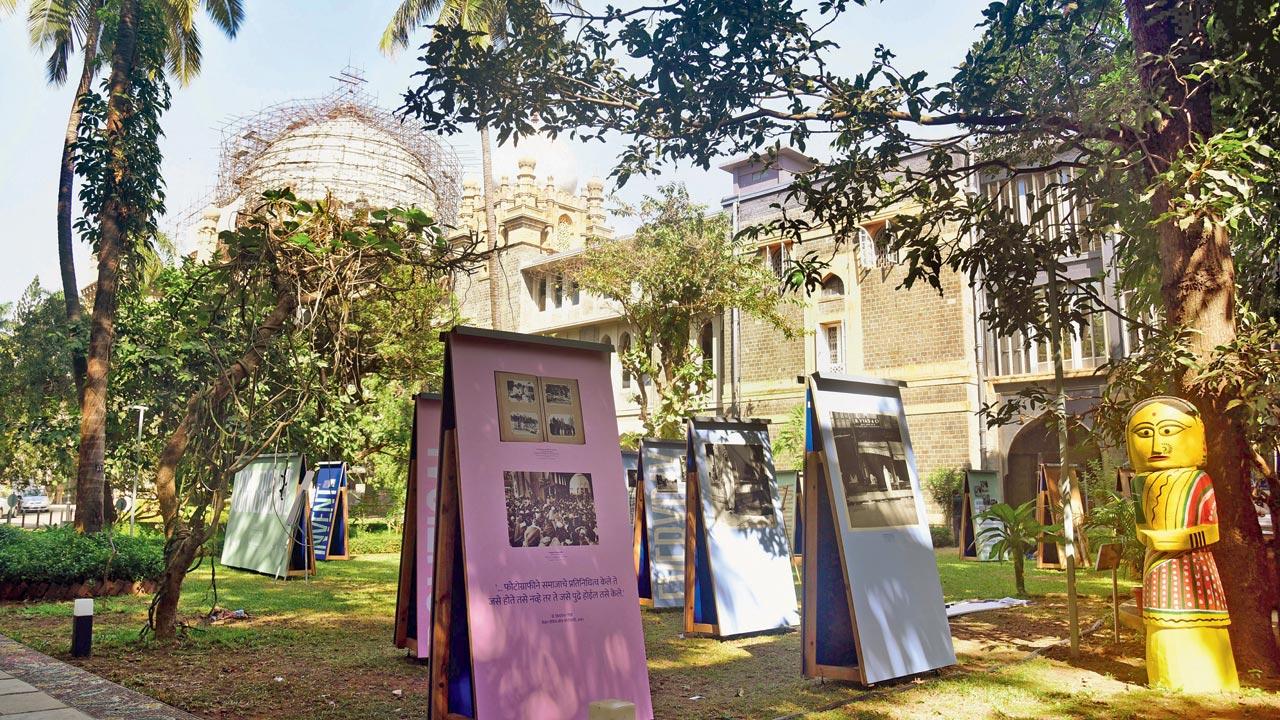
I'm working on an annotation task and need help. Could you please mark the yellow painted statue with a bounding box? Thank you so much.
[1126,396,1239,692]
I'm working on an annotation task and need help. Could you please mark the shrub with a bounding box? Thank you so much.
[347,526,402,555]
[929,524,954,548]
[0,526,165,585]
[924,467,965,526]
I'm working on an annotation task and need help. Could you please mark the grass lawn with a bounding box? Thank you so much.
[2,549,1279,719]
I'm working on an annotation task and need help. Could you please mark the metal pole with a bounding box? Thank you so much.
[129,405,148,536]
[1044,263,1080,658]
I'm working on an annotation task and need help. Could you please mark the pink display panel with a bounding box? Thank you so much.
[441,328,653,719]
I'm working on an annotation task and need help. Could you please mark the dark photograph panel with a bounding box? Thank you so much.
[544,382,574,405]
[547,413,577,438]
[503,471,600,548]
[704,443,778,528]
[830,411,920,529]
[506,378,537,404]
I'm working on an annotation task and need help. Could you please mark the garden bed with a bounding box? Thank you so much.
[0,525,165,603]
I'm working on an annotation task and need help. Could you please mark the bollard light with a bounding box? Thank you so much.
[588,699,636,720]
[71,598,93,657]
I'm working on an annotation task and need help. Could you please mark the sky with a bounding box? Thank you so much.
[0,0,990,306]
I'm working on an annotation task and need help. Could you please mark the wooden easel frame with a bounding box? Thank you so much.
[393,451,418,651]
[429,429,473,720]
[634,480,653,608]
[321,483,351,561]
[1035,464,1091,570]
[800,447,865,683]
[958,474,976,561]
[285,494,317,578]
[683,465,720,636]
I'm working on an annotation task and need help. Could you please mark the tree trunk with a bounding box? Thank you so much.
[151,290,296,640]
[74,0,140,535]
[1014,554,1025,597]
[59,15,100,402]
[480,124,502,330]
[1125,0,1280,675]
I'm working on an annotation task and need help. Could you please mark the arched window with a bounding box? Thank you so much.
[621,333,632,388]
[820,274,845,297]
[699,322,714,371]
[872,223,899,266]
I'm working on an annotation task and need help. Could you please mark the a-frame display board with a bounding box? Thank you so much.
[221,453,316,579]
[429,327,652,720]
[634,438,686,609]
[623,450,639,531]
[802,373,956,685]
[311,462,350,561]
[1035,464,1091,570]
[684,417,798,638]
[394,393,443,659]
[959,470,1003,561]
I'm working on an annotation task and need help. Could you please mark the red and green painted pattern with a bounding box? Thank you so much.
[1137,469,1230,628]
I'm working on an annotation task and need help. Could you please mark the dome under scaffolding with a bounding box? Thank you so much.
[172,67,462,260]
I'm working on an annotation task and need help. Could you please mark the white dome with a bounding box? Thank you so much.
[240,115,437,211]
[492,133,579,192]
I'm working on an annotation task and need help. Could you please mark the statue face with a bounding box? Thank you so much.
[1126,399,1207,472]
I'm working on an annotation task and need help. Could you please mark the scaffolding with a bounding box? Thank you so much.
[168,67,463,242]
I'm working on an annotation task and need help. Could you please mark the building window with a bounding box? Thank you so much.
[759,241,791,281]
[699,321,714,371]
[621,332,632,388]
[820,274,845,297]
[857,224,898,267]
[536,277,548,312]
[552,273,564,309]
[987,285,1109,377]
[818,322,844,374]
[569,279,580,306]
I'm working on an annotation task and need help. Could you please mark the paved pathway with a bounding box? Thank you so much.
[0,635,197,720]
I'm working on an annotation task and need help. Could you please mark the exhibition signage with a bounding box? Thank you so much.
[394,393,443,659]
[1035,464,1091,570]
[959,470,1003,561]
[311,461,350,561]
[221,453,315,579]
[429,327,652,720]
[802,373,956,685]
[623,450,639,531]
[684,417,798,638]
[634,438,686,609]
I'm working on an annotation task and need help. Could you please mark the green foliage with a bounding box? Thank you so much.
[976,500,1062,596]
[1084,490,1143,579]
[929,524,954,549]
[568,183,798,437]
[0,526,164,585]
[924,467,964,525]
[346,527,402,555]
[771,405,806,472]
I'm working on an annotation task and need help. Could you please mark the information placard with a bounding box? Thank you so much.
[684,418,798,638]
[394,393,443,659]
[429,328,652,720]
[803,373,955,685]
[311,462,349,561]
[634,439,686,609]
[221,453,314,579]
[959,470,1002,561]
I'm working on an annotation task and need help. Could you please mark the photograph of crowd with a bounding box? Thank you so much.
[507,378,537,404]
[503,471,600,548]
[830,411,919,529]
[548,414,577,438]
[509,412,541,438]
[704,443,777,528]
[544,382,574,405]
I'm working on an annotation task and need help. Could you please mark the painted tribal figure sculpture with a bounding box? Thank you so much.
[1126,396,1239,692]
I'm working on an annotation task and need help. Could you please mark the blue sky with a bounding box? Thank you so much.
[0,0,988,306]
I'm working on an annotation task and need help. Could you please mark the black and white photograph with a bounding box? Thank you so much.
[507,378,537,404]
[509,412,541,438]
[503,471,600,548]
[704,443,777,528]
[831,411,919,529]
[544,382,574,405]
[548,414,577,438]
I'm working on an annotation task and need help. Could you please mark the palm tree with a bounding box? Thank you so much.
[7,0,243,402]
[381,0,574,332]
[976,501,1062,597]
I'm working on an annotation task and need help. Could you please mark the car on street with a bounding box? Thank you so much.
[19,486,50,513]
